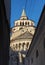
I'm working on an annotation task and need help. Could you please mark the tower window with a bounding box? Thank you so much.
[25,22,27,25]
[36,50,39,58]
[26,42,29,48]
[20,22,24,26]
[22,43,25,48]
[19,43,21,49]
[20,22,21,26]
[28,22,29,25]
[13,44,15,50]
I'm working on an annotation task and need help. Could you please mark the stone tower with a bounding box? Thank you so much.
[9,9,35,65]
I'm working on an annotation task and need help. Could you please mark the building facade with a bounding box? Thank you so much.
[9,9,35,65]
[26,6,45,65]
[0,0,10,65]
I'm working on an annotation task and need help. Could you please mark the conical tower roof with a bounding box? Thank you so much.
[21,9,26,17]
[20,9,28,20]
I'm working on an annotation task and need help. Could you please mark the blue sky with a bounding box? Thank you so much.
[10,0,45,28]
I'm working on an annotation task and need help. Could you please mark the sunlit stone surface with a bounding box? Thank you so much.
[9,9,35,65]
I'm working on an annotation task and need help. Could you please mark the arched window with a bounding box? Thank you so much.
[13,44,15,50]
[19,43,21,49]
[20,22,21,26]
[22,43,25,48]
[20,22,24,26]
[25,22,27,25]
[28,22,29,25]
[26,42,29,48]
